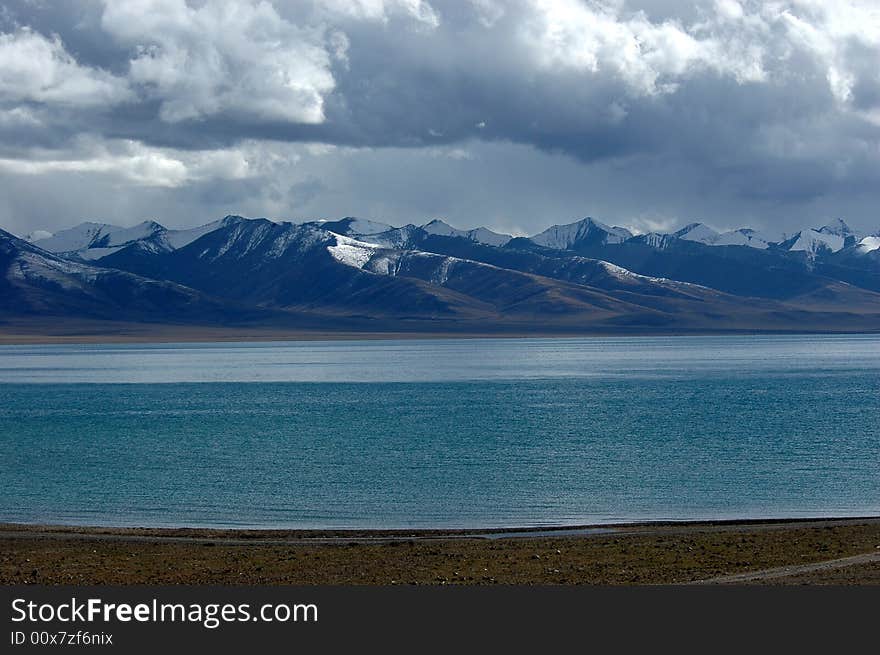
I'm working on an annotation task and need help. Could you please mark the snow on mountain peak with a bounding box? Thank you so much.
[339,217,394,235]
[673,222,719,244]
[24,214,880,267]
[529,217,632,249]
[31,220,168,260]
[422,219,471,240]
[467,227,512,247]
[713,228,773,249]
[165,217,240,250]
[422,219,459,236]
[32,222,112,252]
[32,217,255,259]
[421,219,511,246]
[856,235,880,253]
[816,218,858,238]
[785,228,845,256]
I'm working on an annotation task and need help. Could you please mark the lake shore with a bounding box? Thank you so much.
[3,517,879,585]
[2,318,878,345]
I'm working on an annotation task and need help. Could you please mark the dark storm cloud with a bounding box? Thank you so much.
[1,0,879,236]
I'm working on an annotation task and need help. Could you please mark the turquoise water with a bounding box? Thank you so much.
[0,335,878,528]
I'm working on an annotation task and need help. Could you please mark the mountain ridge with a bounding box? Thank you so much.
[3,212,880,335]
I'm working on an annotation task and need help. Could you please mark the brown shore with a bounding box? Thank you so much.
[3,517,879,585]
[0,319,513,344]
[2,317,878,345]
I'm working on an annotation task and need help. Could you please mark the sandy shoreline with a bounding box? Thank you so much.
[2,318,877,345]
[3,517,879,585]
[3,515,880,542]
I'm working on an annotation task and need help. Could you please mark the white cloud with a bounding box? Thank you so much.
[521,0,769,95]
[622,215,679,235]
[100,0,336,123]
[0,138,256,187]
[520,0,880,100]
[0,27,131,107]
[304,143,337,156]
[317,0,440,27]
[424,145,474,160]
[469,0,506,28]
[0,106,42,127]
[775,0,880,105]
[715,0,744,22]
[2,0,880,236]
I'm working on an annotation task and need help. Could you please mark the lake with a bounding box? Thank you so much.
[1,335,878,528]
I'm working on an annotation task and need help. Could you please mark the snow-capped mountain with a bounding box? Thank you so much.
[327,231,707,296]
[816,218,862,243]
[164,215,245,249]
[856,235,880,253]
[421,219,512,247]
[529,217,632,250]
[652,224,778,250]
[311,217,394,237]
[31,214,875,264]
[354,224,423,249]
[11,212,880,333]
[522,216,871,255]
[776,219,864,258]
[673,223,720,245]
[0,227,245,322]
[318,230,757,325]
[33,220,166,260]
[713,228,773,249]
[780,228,846,257]
[31,216,246,261]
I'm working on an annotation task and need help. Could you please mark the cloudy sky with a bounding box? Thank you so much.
[1,0,879,239]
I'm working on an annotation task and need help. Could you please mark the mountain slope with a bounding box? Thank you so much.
[103,218,880,331]
[95,219,731,327]
[10,212,880,334]
[99,219,491,320]
[0,228,250,322]
[329,234,685,320]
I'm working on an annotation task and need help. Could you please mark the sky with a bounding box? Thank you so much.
[1,0,879,239]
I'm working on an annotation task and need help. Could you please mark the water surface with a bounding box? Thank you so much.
[1,335,878,528]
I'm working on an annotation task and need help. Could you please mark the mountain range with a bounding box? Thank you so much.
[2,214,879,335]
